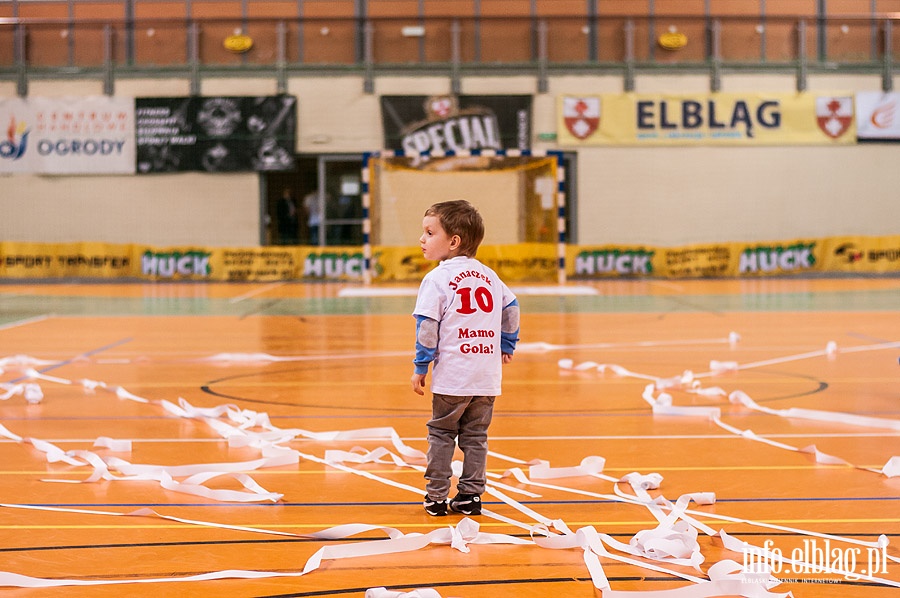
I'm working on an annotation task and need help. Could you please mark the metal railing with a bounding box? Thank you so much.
[1,14,898,95]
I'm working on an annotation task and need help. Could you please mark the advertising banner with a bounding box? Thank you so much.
[0,97,135,174]
[820,236,900,273]
[0,242,135,278]
[135,96,296,173]
[380,95,532,153]
[567,237,898,279]
[138,246,214,280]
[557,93,856,146]
[570,240,820,279]
[855,91,900,140]
[2,236,897,282]
[136,246,369,281]
[376,244,556,283]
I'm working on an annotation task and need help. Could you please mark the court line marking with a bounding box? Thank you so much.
[2,517,898,532]
[6,337,133,384]
[0,292,896,592]
[0,314,51,331]
[0,464,889,476]
[228,282,286,304]
[337,285,598,298]
[6,496,900,507]
[2,432,894,444]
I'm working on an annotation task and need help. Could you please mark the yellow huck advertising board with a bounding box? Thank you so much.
[1,236,897,282]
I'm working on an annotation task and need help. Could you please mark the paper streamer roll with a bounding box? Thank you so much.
[729,390,900,431]
[4,347,899,595]
[93,437,131,452]
[529,456,606,479]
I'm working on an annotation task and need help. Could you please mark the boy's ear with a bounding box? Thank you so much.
[450,235,461,250]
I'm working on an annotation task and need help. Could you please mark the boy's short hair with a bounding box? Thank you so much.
[425,199,485,257]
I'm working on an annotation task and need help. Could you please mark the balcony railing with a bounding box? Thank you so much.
[1,14,897,94]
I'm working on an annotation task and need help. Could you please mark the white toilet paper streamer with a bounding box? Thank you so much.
[2,351,898,593]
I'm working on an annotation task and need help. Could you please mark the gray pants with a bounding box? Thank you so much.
[425,393,495,500]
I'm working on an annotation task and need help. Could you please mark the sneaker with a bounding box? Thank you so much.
[449,493,482,516]
[423,495,447,516]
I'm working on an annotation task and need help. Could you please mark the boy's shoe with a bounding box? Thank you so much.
[449,493,482,516]
[423,495,447,516]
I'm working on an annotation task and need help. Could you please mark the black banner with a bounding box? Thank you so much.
[380,95,532,153]
[135,96,296,173]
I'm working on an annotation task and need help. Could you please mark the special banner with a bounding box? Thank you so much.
[557,93,856,145]
[0,96,135,174]
[135,96,296,173]
[380,95,532,154]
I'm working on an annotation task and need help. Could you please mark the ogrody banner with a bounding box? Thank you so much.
[135,96,296,173]
[0,96,135,174]
[380,95,532,154]
[557,93,856,145]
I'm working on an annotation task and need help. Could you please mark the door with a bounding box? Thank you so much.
[320,156,364,246]
[264,154,363,246]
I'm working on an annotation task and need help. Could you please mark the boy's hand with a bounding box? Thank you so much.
[411,373,427,395]
[502,353,513,364]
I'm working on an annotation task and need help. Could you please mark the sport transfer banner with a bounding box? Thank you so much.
[135,96,296,173]
[1,236,897,281]
[0,96,135,174]
[557,93,856,145]
[0,242,134,278]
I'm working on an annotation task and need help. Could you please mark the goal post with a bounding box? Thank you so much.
[361,149,567,285]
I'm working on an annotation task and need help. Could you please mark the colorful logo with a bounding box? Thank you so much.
[0,116,29,160]
[870,99,897,130]
[815,97,853,139]
[562,97,600,140]
[833,243,864,264]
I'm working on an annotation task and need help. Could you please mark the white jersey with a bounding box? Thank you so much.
[413,256,516,396]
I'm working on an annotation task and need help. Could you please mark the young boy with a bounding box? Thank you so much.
[410,199,520,516]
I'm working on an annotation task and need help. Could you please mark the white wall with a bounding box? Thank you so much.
[573,144,900,246]
[1,71,898,247]
[0,173,260,246]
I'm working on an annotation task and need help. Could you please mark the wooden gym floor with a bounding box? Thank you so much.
[0,277,898,597]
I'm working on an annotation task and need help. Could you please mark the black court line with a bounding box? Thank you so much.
[3,527,892,554]
[6,336,133,384]
[258,575,895,598]
[199,366,828,411]
[12,494,900,511]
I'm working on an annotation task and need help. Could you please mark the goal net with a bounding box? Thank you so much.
[363,150,566,284]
